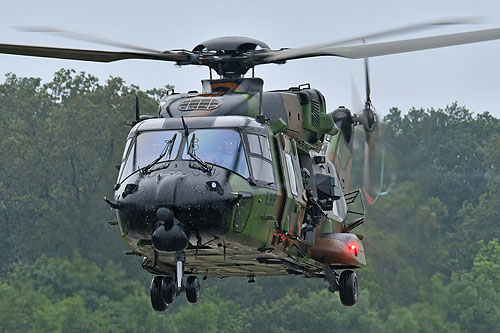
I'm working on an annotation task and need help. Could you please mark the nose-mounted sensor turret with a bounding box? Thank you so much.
[151,207,189,252]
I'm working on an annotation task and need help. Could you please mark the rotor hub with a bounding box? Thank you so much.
[192,37,271,78]
[193,36,270,53]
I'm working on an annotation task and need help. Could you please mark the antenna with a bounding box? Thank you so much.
[135,96,140,121]
[256,91,268,124]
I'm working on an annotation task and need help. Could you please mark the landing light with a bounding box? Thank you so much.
[207,181,224,195]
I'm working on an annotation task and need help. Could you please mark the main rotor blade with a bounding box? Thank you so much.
[0,43,189,63]
[259,17,482,62]
[263,27,500,62]
[15,26,163,54]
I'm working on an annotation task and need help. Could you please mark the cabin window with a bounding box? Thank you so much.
[332,197,347,221]
[285,153,298,196]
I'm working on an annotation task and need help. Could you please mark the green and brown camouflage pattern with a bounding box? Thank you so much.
[117,78,365,279]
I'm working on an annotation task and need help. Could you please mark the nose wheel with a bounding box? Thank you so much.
[150,276,168,312]
[161,276,176,304]
[149,251,201,311]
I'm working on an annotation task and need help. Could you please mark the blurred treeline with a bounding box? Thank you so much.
[1,70,499,332]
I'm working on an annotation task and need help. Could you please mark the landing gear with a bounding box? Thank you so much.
[185,276,201,303]
[150,276,168,312]
[339,270,358,306]
[174,251,185,292]
[323,265,359,306]
[149,251,202,311]
[161,276,177,304]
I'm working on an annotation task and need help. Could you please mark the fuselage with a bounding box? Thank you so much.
[113,79,366,278]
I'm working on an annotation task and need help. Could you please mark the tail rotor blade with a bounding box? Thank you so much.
[364,57,371,109]
[362,114,383,204]
[354,53,389,204]
[351,78,363,114]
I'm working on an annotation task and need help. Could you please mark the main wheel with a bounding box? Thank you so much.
[185,276,200,303]
[150,276,168,311]
[161,276,177,304]
[339,270,358,306]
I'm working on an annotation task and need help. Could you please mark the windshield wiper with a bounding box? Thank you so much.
[187,133,213,174]
[140,133,177,174]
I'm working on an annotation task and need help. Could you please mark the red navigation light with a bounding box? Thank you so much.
[347,243,358,256]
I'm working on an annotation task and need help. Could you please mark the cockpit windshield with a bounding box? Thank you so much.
[118,130,181,181]
[182,129,250,178]
[118,128,268,183]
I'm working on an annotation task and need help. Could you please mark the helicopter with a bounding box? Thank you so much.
[2,19,500,311]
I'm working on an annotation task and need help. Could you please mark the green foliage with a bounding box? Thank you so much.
[1,72,500,332]
[0,69,160,273]
[363,181,449,306]
[452,134,500,267]
[384,104,499,230]
[247,289,383,333]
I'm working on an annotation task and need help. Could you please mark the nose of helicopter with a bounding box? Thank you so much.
[116,166,236,251]
[154,169,234,227]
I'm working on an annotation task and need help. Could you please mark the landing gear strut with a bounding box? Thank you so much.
[149,251,202,311]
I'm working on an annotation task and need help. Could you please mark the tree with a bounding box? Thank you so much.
[384,105,499,232]
[0,69,163,273]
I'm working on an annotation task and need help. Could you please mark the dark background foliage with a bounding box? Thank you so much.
[1,70,499,332]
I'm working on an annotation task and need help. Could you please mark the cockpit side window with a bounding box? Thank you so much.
[247,134,262,155]
[246,133,275,186]
[118,137,134,182]
[259,135,271,160]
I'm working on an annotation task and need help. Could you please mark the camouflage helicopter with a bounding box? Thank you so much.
[2,19,500,311]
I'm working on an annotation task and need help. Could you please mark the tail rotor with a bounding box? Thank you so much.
[352,58,388,204]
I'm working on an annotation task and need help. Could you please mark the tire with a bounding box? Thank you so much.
[185,276,200,303]
[150,276,168,311]
[161,276,177,304]
[339,270,358,306]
